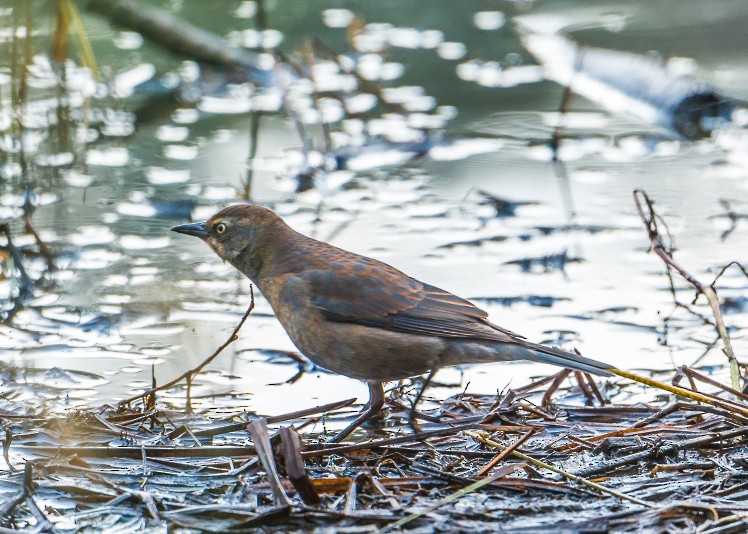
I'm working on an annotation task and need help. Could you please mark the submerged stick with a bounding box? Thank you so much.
[576,425,748,478]
[87,0,263,75]
[119,288,254,406]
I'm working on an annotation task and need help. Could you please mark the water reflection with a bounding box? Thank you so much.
[0,1,746,424]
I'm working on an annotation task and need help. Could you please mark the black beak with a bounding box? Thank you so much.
[171,221,210,239]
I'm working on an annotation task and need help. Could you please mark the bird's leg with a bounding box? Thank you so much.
[410,369,437,417]
[329,382,385,443]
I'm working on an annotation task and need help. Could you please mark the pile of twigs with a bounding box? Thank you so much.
[3,363,748,532]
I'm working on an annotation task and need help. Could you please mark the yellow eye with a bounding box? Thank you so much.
[215,222,227,235]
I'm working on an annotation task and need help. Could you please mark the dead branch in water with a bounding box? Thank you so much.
[633,189,740,390]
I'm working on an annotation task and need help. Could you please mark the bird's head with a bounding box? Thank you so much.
[171,204,284,279]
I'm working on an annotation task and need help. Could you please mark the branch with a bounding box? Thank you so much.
[633,190,739,390]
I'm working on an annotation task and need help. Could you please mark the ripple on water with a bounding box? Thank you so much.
[163,144,200,160]
[63,170,93,187]
[113,31,144,50]
[4,365,109,390]
[473,11,506,31]
[86,147,129,166]
[199,95,254,114]
[156,125,190,142]
[69,226,116,246]
[171,108,201,124]
[438,41,467,60]
[118,235,170,250]
[322,8,355,28]
[72,249,124,270]
[145,167,191,185]
[35,152,75,167]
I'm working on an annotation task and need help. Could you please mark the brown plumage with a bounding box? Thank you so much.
[172,204,613,441]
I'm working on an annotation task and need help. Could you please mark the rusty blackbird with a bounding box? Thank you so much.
[172,204,613,441]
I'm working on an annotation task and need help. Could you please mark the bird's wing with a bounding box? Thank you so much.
[297,264,523,342]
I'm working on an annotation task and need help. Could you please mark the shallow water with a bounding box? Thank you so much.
[1,1,747,431]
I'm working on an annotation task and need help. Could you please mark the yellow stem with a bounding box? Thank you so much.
[611,369,748,418]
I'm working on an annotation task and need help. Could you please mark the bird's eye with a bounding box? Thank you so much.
[215,222,227,235]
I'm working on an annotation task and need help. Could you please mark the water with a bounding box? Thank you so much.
[1,1,747,427]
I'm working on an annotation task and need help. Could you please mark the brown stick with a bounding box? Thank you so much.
[681,366,748,402]
[476,429,535,476]
[280,426,320,505]
[541,369,571,407]
[633,189,740,390]
[612,369,748,419]
[247,419,291,507]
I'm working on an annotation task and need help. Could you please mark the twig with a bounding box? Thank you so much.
[243,111,262,200]
[3,428,14,472]
[0,490,24,521]
[467,431,653,508]
[541,369,571,406]
[574,370,597,403]
[611,369,748,419]
[60,0,99,79]
[119,289,255,406]
[192,397,357,437]
[381,432,534,532]
[14,445,257,458]
[302,422,494,458]
[477,429,535,476]
[681,366,748,403]
[634,189,740,390]
[280,426,320,505]
[411,368,437,414]
[716,200,748,241]
[247,418,291,507]
[575,425,748,478]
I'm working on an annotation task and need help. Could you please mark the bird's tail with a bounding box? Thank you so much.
[518,340,614,376]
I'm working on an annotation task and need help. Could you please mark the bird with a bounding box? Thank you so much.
[172,204,614,442]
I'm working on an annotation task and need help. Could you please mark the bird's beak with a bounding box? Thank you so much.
[171,221,210,239]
